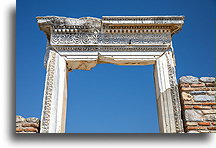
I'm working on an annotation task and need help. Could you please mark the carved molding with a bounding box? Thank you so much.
[52,44,169,52]
[165,53,184,133]
[36,16,184,43]
[50,32,171,45]
[40,51,56,133]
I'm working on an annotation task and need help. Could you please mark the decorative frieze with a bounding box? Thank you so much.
[50,32,171,45]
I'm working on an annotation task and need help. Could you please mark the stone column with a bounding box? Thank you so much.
[154,50,184,133]
[40,50,68,133]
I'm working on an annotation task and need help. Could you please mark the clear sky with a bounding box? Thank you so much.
[16,0,215,133]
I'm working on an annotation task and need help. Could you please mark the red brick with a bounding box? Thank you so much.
[211,122,216,125]
[179,83,190,87]
[24,127,38,132]
[205,83,215,87]
[198,122,211,126]
[191,83,205,87]
[200,103,216,105]
[22,123,39,128]
[187,126,206,130]
[181,87,211,91]
[16,128,23,132]
[193,106,211,109]
[207,127,216,130]
[211,87,216,91]
[184,105,193,109]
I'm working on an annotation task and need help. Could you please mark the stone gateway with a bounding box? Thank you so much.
[36,16,185,133]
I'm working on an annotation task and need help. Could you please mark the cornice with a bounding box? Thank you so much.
[36,16,184,37]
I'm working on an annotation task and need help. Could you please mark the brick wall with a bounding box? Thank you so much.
[179,76,216,133]
[16,116,40,133]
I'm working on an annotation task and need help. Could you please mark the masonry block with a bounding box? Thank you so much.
[179,76,216,133]
[16,116,40,133]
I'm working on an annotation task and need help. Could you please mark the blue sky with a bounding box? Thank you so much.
[16,0,215,133]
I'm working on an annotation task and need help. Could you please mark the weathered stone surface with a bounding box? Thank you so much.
[181,92,193,101]
[16,123,22,127]
[24,127,38,132]
[187,130,199,133]
[16,116,25,123]
[200,77,215,83]
[183,101,193,105]
[179,76,199,84]
[202,110,216,114]
[26,117,40,124]
[185,122,198,126]
[204,115,216,121]
[185,110,203,121]
[179,76,216,133]
[199,130,210,133]
[22,123,39,128]
[205,83,215,87]
[16,116,40,133]
[181,87,212,91]
[193,95,215,102]
[189,91,207,95]
[207,91,216,95]
[191,83,205,87]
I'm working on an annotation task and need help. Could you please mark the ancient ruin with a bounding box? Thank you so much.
[34,16,187,133]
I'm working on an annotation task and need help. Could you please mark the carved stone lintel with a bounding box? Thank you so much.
[36,16,184,47]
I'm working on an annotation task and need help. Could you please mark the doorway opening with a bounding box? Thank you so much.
[66,64,159,133]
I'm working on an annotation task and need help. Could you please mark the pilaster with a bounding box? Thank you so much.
[40,50,68,133]
[154,50,184,133]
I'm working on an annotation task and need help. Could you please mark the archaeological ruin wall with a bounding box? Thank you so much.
[179,76,216,133]
[16,15,215,134]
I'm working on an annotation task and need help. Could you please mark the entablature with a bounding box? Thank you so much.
[37,16,184,70]
[37,16,184,46]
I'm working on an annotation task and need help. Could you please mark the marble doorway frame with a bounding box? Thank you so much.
[37,16,185,133]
